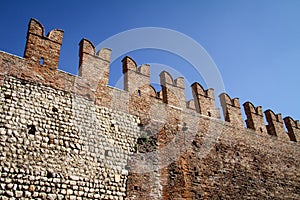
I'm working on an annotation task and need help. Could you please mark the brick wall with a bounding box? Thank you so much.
[0,18,299,199]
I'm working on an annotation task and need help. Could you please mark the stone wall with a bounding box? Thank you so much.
[0,76,140,199]
[0,18,299,199]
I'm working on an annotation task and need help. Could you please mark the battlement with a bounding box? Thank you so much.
[122,56,151,94]
[284,116,300,142]
[1,19,299,144]
[0,18,299,200]
[0,18,299,145]
[191,82,220,118]
[243,101,267,134]
[160,71,185,107]
[219,93,244,129]
[24,18,64,70]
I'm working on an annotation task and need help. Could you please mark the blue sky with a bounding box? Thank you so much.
[0,0,299,120]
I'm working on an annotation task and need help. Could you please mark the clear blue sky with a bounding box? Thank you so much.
[0,0,299,121]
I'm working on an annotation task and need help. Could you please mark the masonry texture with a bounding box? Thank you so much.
[0,18,299,200]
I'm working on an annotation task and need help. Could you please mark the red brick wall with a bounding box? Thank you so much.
[0,18,299,199]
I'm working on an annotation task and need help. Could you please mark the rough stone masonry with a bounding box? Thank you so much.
[0,18,299,199]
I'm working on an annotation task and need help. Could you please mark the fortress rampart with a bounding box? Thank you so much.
[0,19,299,199]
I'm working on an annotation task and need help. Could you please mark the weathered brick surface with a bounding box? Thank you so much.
[0,18,299,199]
[219,93,244,129]
[192,82,220,118]
[243,101,268,135]
[265,110,290,141]
[284,116,300,142]
[24,18,63,70]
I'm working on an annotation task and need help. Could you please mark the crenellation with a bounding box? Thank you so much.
[191,82,220,118]
[264,109,290,141]
[243,101,268,134]
[47,29,64,45]
[122,56,152,97]
[122,56,137,74]
[24,18,64,70]
[27,18,44,36]
[78,38,111,101]
[78,39,111,76]
[160,71,185,108]
[79,38,97,56]
[96,48,112,62]
[137,64,150,76]
[174,77,185,88]
[0,18,299,200]
[284,117,300,142]
[159,70,174,85]
[219,93,244,129]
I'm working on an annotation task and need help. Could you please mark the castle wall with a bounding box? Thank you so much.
[162,119,300,199]
[0,76,140,199]
[0,18,299,199]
